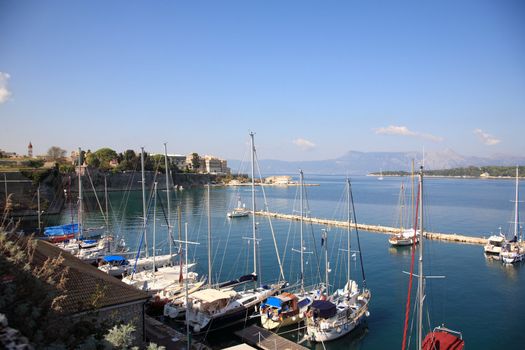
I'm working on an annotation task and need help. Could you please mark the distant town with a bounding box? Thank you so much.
[0,142,231,175]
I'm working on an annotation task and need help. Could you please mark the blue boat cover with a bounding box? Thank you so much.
[102,255,126,262]
[263,296,283,308]
[44,224,79,236]
[310,300,337,319]
[82,239,97,244]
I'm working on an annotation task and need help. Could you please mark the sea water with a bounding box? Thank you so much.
[57,175,525,349]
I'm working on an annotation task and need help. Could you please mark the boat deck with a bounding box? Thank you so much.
[235,325,308,350]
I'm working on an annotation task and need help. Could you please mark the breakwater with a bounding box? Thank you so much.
[253,210,487,245]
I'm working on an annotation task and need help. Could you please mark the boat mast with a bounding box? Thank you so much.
[104,175,110,252]
[417,166,424,350]
[153,182,157,272]
[346,178,351,287]
[37,185,41,234]
[184,222,190,350]
[514,166,520,241]
[164,143,173,260]
[78,147,83,239]
[207,183,212,287]
[300,169,305,294]
[250,132,257,279]
[323,229,329,295]
[141,148,148,257]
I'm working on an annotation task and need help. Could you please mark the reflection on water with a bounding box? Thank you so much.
[388,246,412,256]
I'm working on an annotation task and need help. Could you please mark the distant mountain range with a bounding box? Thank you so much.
[228,149,525,175]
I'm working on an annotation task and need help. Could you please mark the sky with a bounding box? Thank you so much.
[1,0,524,161]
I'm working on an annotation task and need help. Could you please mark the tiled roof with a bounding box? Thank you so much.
[30,239,148,315]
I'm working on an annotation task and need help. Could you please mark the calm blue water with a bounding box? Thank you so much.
[57,175,525,349]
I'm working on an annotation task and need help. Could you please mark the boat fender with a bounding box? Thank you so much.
[365,311,370,317]
[336,327,342,333]
[344,323,349,331]
[193,325,201,333]
[292,316,297,321]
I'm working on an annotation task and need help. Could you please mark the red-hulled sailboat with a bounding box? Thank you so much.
[401,166,464,350]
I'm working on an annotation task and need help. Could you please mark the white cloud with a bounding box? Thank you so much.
[0,72,12,104]
[473,128,501,146]
[374,125,443,142]
[293,138,316,151]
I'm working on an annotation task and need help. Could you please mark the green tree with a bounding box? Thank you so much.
[94,148,118,170]
[191,153,200,172]
[47,146,67,161]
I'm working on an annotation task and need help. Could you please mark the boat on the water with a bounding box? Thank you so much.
[401,166,464,350]
[98,255,130,277]
[227,197,249,218]
[304,178,371,342]
[483,231,506,257]
[499,166,524,264]
[260,170,322,330]
[186,132,284,333]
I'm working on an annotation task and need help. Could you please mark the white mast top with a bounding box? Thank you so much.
[164,143,172,259]
[417,166,424,350]
[514,166,520,241]
[300,169,305,294]
[346,178,351,287]
[78,147,83,239]
[207,183,212,287]
[250,132,257,278]
[141,147,148,257]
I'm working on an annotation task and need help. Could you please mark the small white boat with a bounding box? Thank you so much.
[483,233,506,256]
[98,255,130,277]
[227,198,249,218]
[498,167,523,265]
[389,229,420,246]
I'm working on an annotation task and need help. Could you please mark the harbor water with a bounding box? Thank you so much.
[53,175,525,349]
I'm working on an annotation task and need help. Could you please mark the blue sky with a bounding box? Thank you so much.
[1,0,524,161]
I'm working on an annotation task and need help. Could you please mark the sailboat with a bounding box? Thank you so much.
[227,196,249,218]
[52,148,110,262]
[259,170,320,330]
[401,166,464,350]
[122,148,194,292]
[390,171,420,246]
[499,166,524,264]
[185,132,284,333]
[304,178,371,342]
[378,168,384,181]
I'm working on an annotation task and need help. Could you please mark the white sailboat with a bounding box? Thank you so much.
[260,170,319,330]
[304,178,371,342]
[122,148,188,291]
[378,168,384,181]
[227,196,249,218]
[185,132,284,333]
[55,148,110,263]
[390,172,420,247]
[500,166,524,264]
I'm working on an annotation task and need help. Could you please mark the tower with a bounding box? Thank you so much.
[28,142,33,158]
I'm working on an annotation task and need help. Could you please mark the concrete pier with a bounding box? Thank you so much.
[253,211,487,245]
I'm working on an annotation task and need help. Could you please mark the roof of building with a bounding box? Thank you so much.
[30,239,149,315]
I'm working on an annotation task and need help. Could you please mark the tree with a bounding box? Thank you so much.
[85,152,101,168]
[94,148,118,170]
[47,146,67,161]
[191,153,200,172]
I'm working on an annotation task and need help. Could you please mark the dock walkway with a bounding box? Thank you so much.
[253,211,487,245]
[235,325,308,350]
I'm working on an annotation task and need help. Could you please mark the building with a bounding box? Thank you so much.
[19,239,149,345]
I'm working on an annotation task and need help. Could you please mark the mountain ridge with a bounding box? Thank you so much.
[227,150,525,175]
